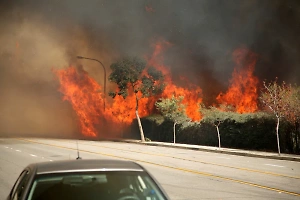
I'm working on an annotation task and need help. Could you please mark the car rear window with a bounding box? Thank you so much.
[27,171,167,200]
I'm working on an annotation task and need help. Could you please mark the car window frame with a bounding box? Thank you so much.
[10,169,30,200]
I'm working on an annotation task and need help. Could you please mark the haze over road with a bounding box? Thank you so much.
[1,138,300,199]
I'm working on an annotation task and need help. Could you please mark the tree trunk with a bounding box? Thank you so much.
[173,122,177,144]
[276,117,281,156]
[135,110,145,142]
[216,125,221,150]
[135,95,145,142]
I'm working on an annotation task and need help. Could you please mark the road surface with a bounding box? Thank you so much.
[1,138,300,199]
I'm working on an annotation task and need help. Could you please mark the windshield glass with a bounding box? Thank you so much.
[27,171,167,200]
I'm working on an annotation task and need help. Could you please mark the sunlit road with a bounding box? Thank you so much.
[1,138,300,199]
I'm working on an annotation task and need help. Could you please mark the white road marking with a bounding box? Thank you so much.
[264,164,285,168]
[15,150,21,152]
[30,154,37,157]
[49,160,53,162]
[4,146,8,148]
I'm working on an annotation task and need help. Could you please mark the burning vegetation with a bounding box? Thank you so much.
[54,41,261,138]
[216,48,259,113]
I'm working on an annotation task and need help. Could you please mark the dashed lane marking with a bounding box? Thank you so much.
[265,164,285,168]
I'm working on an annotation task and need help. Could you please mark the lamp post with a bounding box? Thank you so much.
[76,56,107,111]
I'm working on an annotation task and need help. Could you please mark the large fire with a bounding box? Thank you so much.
[54,43,258,137]
[216,48,259,113]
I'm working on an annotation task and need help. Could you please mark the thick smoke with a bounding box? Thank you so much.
[0,0,299,137]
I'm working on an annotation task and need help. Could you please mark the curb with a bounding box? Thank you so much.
[120,140,300,162]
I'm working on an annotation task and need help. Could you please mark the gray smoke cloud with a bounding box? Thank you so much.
[0,0,299,137]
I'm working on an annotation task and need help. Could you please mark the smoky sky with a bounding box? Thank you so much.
[1,0,300,82]
[0,0,299,136]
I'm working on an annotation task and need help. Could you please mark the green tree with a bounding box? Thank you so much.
[109,57,165,142]
[259,79,292,155]
[200,104,235,150]
[155,95,188,143]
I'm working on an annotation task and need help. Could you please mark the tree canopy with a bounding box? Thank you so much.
[109,57,165,100]
[155,95,188,143]
[260,80,292,119]
[155,96,187,122]
[108,57,165,142]
[200,104,233,124]
[200,104,236,149]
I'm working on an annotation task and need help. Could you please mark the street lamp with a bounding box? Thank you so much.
[76,56,107,111]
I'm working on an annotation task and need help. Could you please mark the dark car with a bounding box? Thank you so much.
[7,159,170,200]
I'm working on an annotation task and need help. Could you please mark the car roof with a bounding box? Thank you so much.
[29,159,145,175]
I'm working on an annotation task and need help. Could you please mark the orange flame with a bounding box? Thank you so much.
[53,66,104,137]
[216,48,259,113]
[147,41,203,121]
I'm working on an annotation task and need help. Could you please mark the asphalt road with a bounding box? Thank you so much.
[1,138,300,200]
